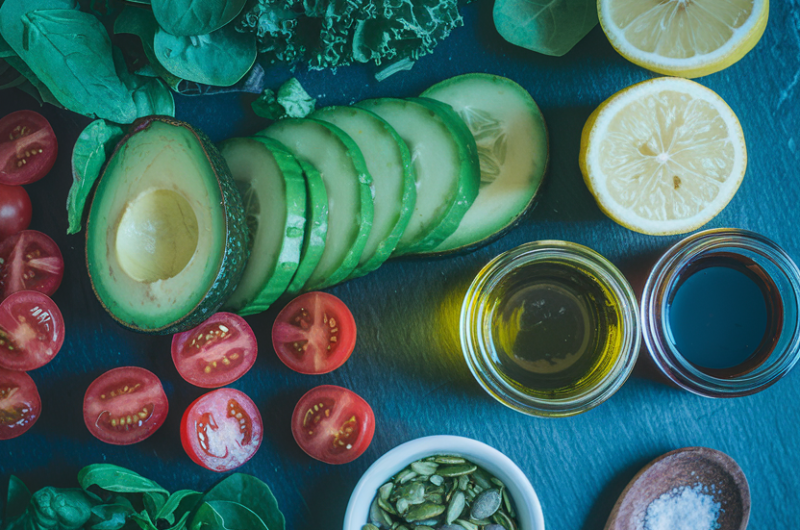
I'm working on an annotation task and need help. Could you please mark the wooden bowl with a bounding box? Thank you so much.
[604,447,750,530]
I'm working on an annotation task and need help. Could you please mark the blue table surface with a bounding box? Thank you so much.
[2,2,799,528]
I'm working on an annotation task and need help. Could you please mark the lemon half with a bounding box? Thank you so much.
[598,0,769,78]
[579,77,747,236]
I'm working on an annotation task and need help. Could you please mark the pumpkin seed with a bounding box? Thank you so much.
[457,475,470,491]
[470,519,492,526]
[415,527,435,530]
[396,526,408,530]
[379,497,399,515]
[400,471,418,484]
[438,464,478,477]
[405,503,445,522]
[439,526,462,530]
[502,489,515,518]
[426,493,443,504]
[380,483,394,501]
[485,525,506,530]
[362,525,380,530]
[396,498,410,515]
[446,490,466,524]
[472,469,494,490]
[490,478,505,490]
[471,489,502,519]
[411,461,439,475]
[492,510,517,530]
[370,498,394,528]
[429,475,444,486]
[414,520,440,526]
[454,519,479,530]
[434,456,466,464]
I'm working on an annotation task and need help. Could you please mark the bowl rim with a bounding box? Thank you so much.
[343,435,545,530]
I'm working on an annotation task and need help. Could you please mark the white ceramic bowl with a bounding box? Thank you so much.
[344,435,545,530]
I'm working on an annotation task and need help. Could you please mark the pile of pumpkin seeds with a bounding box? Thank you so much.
[363,455,520,530]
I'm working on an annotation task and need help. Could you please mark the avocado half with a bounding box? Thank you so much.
[86,116,249,334]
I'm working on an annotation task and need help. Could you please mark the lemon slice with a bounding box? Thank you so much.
[598,0,769,78]
[579,77,747,235]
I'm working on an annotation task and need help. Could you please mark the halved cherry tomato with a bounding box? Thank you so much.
[0,184,32,239]
[272,292,356,374]
[291,385,375,465]
[83,367,168,446]
[171,312,257,388]
[0,291,65,371]
[180,387,263,472]
[0,230,64,300]
[0,368,41,440]
[0,110,58,186]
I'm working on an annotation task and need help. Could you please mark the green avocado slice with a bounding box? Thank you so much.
[86,117,248,334]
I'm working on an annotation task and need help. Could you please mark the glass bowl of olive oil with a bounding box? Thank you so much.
[642,228,800,397]
[460,241,641,417]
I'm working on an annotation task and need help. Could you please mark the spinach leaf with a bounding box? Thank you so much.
[155,490,202,526]
[189,500,269,530]
[112,47,175,117]
[0,54,64,107]
[113,6,182,90]
[20,8,138,122]
[0,0,76,54]
[78,464,170,497]
[89,500,135,530]
[252,77,315,120]
[493,0,598,57]
[130,510,159,530]
[154,23,256,87]
[199,474,284,530]
[4,475,31,522]
[69,117,125,224]
[151,0,247,37]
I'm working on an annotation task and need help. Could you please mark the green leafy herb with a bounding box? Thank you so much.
[113,6,183,90]
[1,466,284,530]
[154,23,257,86]
[493,0,598,57]
[199,474,285,530]
[252,77,315,120]
[152,0,248,37]
[67,119,125,234]
[20,9,138,122]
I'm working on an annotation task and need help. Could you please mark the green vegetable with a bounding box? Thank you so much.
[67,119,125,234]
[154,23,257,87]
[493,0,598,57]
[2,465,284,530]
[252,77,316,120]
[21,9,138,123]
[113,7,183,90]
[152,0,247,37]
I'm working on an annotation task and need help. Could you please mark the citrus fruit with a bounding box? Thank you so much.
[598,0,769,78]
[579,77,747,236]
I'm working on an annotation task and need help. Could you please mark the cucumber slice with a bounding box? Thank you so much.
[259,118,373,290]
[285,158,328,296]
[355,97,480,255]
[219,136,306,315]
[421,74,549,254]
[311,106,416,277]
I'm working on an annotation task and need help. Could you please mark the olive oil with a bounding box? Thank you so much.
[487,259,624,397]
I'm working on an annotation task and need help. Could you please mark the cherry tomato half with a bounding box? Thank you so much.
[0,368,41,440]
[0,110,58,186]
[83,367,168,446]
[291,385,375,465]
[0,184,32,239]
[0,230,64,300]
[171,312,257,388]
[0,291,65,372]
[272,292,357,374]
[180,387,263,472]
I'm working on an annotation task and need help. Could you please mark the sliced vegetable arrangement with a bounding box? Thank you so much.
[68,73,548,330]
[1,464,285,530]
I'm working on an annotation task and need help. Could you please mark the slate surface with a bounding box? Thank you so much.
[2,2,799,529]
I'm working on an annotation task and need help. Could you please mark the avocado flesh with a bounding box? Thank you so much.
[87,118,246,334]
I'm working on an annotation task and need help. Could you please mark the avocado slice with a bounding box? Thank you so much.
[86,116,249,334]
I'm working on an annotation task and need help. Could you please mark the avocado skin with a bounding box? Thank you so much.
[86,115,249,335]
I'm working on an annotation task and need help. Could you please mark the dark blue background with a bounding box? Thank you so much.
[2,2,799,528]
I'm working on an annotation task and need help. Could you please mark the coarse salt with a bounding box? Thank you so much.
[643,484,721,530]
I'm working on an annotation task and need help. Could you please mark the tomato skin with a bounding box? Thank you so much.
[0,184,32,239]
[0,368,41,440]
[0,290,65,371]
[180,387,263,472]
[171,312,257,388]
[0,230,64,300]
[291,385,375,465]
[272,292,357,375]
[83,367,168,446]
[0,111,58,186]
